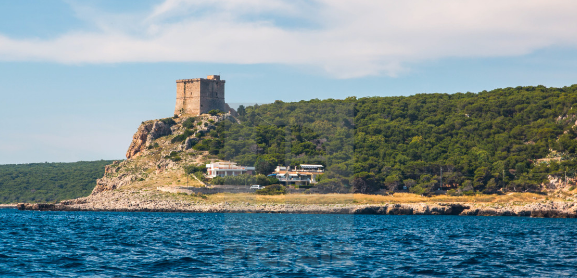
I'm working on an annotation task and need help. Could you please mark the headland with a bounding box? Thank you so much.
[14,80,577,218]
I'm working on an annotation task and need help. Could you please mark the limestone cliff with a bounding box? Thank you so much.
[92,113,234,195]
[126,120,173,159]
[125,122,153,159]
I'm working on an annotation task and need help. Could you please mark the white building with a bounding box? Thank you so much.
[206,162,255,178]
[273,164,324,185]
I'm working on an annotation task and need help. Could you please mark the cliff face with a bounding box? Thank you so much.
[125,123,153,159]
[92,114,233,195]
[126,120,173,159]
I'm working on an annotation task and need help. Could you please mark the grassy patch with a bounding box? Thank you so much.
[197,192,551,205]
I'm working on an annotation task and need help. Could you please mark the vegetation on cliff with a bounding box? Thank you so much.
[0,160,115,203]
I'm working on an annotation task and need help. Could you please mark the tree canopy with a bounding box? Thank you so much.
[0,160,114,203]
[203,85,577,194]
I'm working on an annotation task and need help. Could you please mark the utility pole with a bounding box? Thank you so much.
[565,169,567,187]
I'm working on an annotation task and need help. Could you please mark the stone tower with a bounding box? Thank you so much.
[174,75,226,116]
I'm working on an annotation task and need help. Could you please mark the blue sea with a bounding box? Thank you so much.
[1,209,577,277]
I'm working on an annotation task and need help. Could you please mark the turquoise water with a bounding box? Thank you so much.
[1,209,577,277]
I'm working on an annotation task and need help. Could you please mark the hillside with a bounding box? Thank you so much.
[94,84,577,196]
[0,161,115,203]
[222,85,577,194]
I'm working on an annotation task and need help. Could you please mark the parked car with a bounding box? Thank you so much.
[250,185,265,189]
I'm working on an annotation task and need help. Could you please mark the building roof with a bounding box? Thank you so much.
[300,164,324,168]
[206,161,254,170]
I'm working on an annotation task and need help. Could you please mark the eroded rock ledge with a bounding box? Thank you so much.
[16,199,577,218]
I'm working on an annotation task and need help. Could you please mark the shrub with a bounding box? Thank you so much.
[147,142,160,149]
[462,190,476,196]
[182,117,197,129]
[211,176,225,185]
[184,164,207,175]
[165,151,182,162]
[210,174,272,186]
[171,129,194,143]
[315,178,350,193]
[160,117,176,126]
[447,189,462,196]
[409,184,429,195]
[256,184,287,195]
[267,176,280,185]
[207,109,223,116]
[193,142,209,151]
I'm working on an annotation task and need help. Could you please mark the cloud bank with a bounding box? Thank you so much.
[1,0,577,78]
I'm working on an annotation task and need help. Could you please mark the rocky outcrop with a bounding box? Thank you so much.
[126,121,173,159]
[155,158,179,173]
[460,202,577,217]
[92,173,137,195]
[184,137,198,150]
[126,122,154,159]
[146,121,172,145]
[17,203,58,211]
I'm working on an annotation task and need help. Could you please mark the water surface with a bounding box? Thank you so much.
[1,209,576,277]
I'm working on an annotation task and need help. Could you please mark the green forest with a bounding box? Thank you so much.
[0,160,114,204]
[196,85,577,194]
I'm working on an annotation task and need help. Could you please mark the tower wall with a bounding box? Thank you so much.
[175,75,225,116]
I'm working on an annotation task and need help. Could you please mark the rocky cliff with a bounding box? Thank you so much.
[92,113,234,194]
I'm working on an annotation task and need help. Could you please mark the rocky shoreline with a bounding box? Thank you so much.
[15,190,577,218]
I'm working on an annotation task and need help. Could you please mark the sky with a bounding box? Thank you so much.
[1,0,577,164]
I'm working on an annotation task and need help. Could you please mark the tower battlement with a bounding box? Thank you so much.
[175,75,226,116]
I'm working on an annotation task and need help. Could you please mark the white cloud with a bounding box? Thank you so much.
[1,0,577,78]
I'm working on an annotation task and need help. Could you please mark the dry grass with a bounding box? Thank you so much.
[126,171,205,191]
[196,192,553,205]
[352,192,550,204]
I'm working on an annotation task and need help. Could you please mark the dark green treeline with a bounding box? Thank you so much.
[0,161,114,203]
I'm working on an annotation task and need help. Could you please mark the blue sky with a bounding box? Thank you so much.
[1,0,577,164]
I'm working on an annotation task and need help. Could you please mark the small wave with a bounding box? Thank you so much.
[146,256,209,271]
[411,269,449,275]
[62,262,84,269]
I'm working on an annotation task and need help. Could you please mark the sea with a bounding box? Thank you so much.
[1,209,576,277]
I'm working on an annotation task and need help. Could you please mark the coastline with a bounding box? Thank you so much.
[14,190,577,218]
[0,204,16,209]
